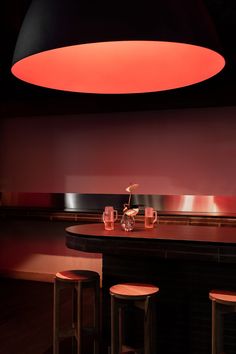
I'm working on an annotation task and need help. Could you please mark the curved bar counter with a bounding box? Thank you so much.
[66,223,236,354]
[66,222,236,260]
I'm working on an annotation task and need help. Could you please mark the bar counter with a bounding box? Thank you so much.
[66,223,236,354]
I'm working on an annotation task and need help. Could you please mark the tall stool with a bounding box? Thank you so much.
[209,289,236,354]
[110,283,159,354]
[53,270,100,354]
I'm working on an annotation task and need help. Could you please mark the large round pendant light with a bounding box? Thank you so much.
[11,0,225,94]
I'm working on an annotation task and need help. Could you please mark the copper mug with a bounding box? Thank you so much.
[102,206,118,230]
[145,207,157,229]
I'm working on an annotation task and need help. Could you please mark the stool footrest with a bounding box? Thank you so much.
[58,328,75,338]
[82,327,99,334]
[121,345,142,354]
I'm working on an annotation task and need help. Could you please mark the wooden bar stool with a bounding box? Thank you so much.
[53,270,100,354]
[209,289,236,354]
[110,283,159,354]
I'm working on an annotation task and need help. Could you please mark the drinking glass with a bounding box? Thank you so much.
[102,206,118,230]
[145,207,157,229]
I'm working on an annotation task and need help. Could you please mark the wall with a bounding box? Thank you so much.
[1,106,236,280]
[1,106,236,195]
[0,219,102,282]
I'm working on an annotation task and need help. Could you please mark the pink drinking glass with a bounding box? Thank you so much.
[145,207,157,229]
[102,206,118,230]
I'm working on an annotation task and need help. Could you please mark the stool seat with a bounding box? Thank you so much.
[110,283,159,298]
[56,269,99,282]
[209,289,236,305]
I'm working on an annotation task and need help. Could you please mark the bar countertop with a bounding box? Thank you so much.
[66,222,236,243]
[66,222,236,262]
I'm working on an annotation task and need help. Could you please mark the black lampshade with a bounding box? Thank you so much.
[11,0,225,94]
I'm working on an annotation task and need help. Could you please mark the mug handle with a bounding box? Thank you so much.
[113,210,118,222]
[153,210,157,223]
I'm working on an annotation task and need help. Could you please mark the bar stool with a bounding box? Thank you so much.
[53,270,100,354]
[209,289,236,354]
[110,283,159,354]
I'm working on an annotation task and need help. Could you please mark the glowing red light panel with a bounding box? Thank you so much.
[12,41,225,94]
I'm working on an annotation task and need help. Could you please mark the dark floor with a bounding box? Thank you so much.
[0,278,97,354]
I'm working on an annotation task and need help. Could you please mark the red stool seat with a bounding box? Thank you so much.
[56,269,99,282]
[110,283,159,298]
[209,289,236,305]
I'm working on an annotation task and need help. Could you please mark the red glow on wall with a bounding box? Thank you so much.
[11,41,225,94]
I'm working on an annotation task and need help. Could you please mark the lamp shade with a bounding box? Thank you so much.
[11,0,225,94]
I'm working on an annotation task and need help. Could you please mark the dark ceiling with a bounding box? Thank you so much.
[1,0,236,117]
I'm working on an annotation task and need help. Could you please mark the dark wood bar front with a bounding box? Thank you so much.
[66,223,236,354]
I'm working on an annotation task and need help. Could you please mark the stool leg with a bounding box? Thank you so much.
[212,300,224,354]
[76,283,82,354]
[111,295,120,354]
[150,296,157,354]
[72,287,77,328]
[118,305,125,352]
[53,280,60,354]
[72,287,77,354]
[94,278,100,354]
[144,296,152,354]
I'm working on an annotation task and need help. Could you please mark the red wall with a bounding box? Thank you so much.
[1,106,236,195]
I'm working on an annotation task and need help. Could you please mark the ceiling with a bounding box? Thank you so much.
[1,0,236,117]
